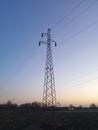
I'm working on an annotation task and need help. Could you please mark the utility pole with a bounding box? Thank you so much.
[39,28,57,107]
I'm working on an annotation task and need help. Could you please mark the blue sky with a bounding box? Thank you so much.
[0,0,98,106]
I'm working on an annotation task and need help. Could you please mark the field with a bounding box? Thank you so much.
[0,108,98,130]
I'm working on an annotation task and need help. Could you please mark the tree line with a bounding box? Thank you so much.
[0,100,98,111]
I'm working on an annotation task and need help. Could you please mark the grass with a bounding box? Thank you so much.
[0,109,98,130]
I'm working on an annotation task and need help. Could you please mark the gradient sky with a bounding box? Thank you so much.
[0,0,98,106]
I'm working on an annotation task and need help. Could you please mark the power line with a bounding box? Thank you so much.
[56,20,98,87]
[52,19,98,51]
[13,44,39,77]
[62,20,98,43]
[53,0,98,37]
[51,0,86,30]
[60,20,98,85]
[65,68,98,85]
[69,77,98,88]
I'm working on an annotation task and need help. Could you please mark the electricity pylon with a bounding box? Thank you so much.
[39,28,57,107]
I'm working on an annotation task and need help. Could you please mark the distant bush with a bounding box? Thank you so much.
[89,103,98,110]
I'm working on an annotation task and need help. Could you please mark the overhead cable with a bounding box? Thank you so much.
[53,0,98,37]
[51,0,86,30]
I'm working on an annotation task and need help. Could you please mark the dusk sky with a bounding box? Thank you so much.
[0,0,98,106]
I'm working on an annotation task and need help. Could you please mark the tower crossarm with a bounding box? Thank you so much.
[39,41,47,46]
[51,40,57,47]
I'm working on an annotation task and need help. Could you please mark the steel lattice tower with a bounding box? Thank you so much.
[39,28,57,106]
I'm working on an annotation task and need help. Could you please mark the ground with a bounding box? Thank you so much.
[0,108,98,130]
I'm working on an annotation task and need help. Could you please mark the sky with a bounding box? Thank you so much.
[0,0,98,106]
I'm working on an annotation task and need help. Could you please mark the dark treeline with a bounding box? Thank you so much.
[0,100,98,111]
